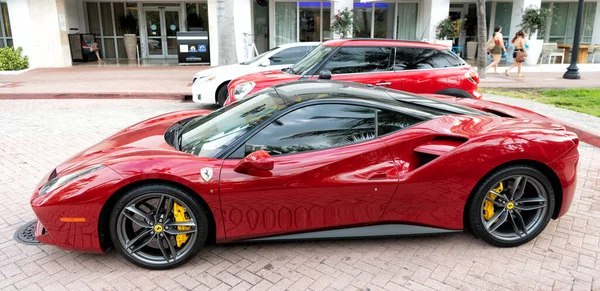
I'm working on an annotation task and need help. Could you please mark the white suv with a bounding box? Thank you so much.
[191,42,319,106]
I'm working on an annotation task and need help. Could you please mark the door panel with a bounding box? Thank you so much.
[219,139,399,241]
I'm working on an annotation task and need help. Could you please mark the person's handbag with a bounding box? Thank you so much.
[516,50,527,63]
[486,38,496,50]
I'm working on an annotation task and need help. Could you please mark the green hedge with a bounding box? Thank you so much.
[0,47,29,71]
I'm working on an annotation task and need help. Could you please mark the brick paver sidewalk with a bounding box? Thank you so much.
[0,66,206,98]
[0,99,599,290]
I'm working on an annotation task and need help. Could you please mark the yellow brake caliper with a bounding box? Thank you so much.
[173,202,191,247]
[483,182,503,221]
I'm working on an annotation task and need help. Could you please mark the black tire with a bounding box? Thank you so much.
[467,165,555,247]
[109,184,208,269]
[216,83,229,107]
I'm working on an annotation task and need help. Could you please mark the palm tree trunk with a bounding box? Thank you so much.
[216,0,237,65]
[475,0,487,78]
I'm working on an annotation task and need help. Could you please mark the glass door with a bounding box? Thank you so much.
[164,9,180,56]
[144,8,180,58]
[145,9,163,57]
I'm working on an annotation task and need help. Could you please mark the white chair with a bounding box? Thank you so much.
[540,43,566,64]
[591,45,600,63]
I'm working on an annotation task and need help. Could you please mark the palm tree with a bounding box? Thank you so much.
[476,0,487,78]
[216,0,237,65]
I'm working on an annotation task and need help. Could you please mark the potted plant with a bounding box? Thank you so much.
[119,12,138,60]
[464,15,478,59]
[331,8,356,39]
[435,18,462,48]
[519,5,553,65]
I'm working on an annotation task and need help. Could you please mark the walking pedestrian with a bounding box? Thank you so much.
[505,30,528,77]
[485,26,506,74]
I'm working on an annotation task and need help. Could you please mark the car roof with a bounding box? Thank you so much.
[278,42,322,48]
[322,38,449,50]
[271,80,490,118]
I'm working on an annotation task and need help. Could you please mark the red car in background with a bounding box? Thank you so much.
[225,39,481,106]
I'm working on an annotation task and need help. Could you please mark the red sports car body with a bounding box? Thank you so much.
[30,81,578,269]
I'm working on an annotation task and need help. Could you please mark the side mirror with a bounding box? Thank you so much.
[234,150,274,174]
[259,59,271,67]
[317,70,332,80]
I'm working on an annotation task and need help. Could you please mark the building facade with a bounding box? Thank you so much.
[2,0,599,68]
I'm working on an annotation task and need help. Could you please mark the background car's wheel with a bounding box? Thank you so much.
[467,165,555,247]
[109,184,208,269]
[216,83,229,107]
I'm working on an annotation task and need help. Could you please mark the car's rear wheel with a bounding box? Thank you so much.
[468,165,555,247]
[109,184,208,269]
[216,83,229,107]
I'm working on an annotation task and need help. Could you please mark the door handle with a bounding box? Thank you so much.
[367,172,388,180]
[375,82,391,86]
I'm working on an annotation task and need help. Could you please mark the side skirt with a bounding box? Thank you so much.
[240,224,462,243]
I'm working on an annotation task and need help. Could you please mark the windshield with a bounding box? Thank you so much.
[241,47,280,65]
[288,45,334,75]
[179,90,286,157]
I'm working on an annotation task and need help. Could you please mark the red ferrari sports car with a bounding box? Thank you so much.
[30,81,578,269]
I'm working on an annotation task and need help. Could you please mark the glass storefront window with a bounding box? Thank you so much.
[495,3,513,43]
[186,3,208,31]
[544,2,596,44]
[323,2,331,40]
[353,2,372,37]
[1,2,12,47]
[396,3,418,40]
[275,2,297,45]
[299,2,320,42]
[374,3,394,38]
[86,2,143,59]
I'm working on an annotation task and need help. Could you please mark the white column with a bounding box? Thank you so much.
[591,0,600,45]
[207,0,219,66]
[233,0,252,62]
[331,0,353,38]
[509,0,542,38]
[421,0,450,41]
[6,0,71,68]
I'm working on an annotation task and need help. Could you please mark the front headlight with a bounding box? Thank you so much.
[233,81,255,100]
[194,74,216,84]
[39,165,105,196]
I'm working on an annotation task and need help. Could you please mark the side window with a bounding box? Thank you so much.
[241,104,376,156]
[321,47,392,74]
[439,49,466,67]
[394,48,454,70]
[377,109,422,136]
[269,46,310,64]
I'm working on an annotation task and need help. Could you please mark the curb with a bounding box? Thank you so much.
[0,92,187,100]
[560,123,600,149]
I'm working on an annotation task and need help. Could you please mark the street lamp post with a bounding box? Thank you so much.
[563,0,585,79]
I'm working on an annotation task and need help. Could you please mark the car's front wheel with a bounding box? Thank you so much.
[217,83,229,107]
[109,184,208,269]
[468,165,555,247]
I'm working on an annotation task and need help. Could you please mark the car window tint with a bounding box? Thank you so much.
[439,49,466,66]
[270,46,310,64]
[395,48,456,70]
[377,109,422,136]
[322,47,392,74]
[243,104,376,156]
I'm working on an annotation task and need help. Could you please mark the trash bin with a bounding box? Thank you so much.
[177,31,210,65]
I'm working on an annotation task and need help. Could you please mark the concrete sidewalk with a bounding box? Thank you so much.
[0,66,207,99]
[484,93,600,148]
[477,64,600,89]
